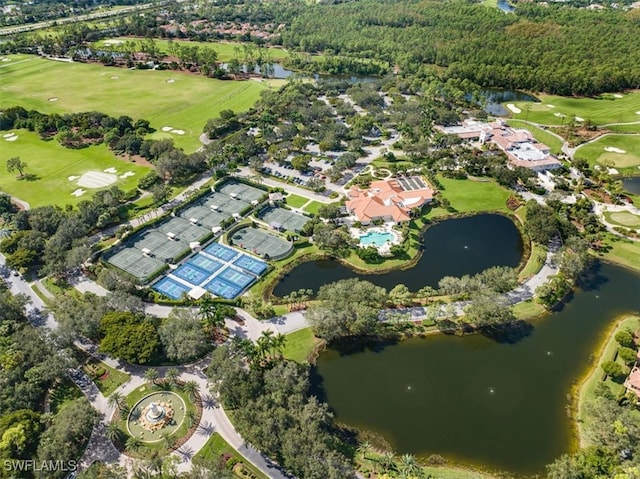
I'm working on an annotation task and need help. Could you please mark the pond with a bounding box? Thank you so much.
[477,88,539,116]
[273,214,524,297]
[497,0,515,13]
[623,176,640,196]
[312,262,640,475]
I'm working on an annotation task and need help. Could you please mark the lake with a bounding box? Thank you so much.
[313,262,640,475]
[623,176,640,196]
[273,214,524,297]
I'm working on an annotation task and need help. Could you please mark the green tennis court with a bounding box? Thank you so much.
[229,226,292,260]
[156,217,211,243]
[259,206,310,232]
[218,181,267,203]
[179,204,229,229]
[106,247,165,282]
[205,192,250,215]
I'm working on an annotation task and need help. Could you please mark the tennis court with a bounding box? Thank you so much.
[153,277,191,300]
[156,217,211,244]
[204,278,242,299]
[229,226,292,259]
[259,206,309,232]
[179,204,230,229]
[187,254,224,274]
[233,254,268,275]
[132,231,188,262]
[204,243,240,262]
[218,181,266,203]
[107,248,165,282]
[174,263,209,285]
[205,192,249,216]
[218,267,255,288]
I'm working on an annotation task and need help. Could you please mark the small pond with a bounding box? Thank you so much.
[313,262,640,475]
[623,176,640,196]
[474,88,539,116]
[273,214,524,297]
[497,0,515,13]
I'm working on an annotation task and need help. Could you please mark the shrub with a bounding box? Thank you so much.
[601,360,624,379]
[226,457,239,469]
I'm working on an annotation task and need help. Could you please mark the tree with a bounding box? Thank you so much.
[165,367,180,387]
[389,284,413,307]
[525,201,559,244]
[357,246,380,263]
[105,422,123,443]
[291,155,311,172]
[464,292,514,326]
[107,391,125,413]
[615,331,634,349]
[618,347,637,366]
[181,380,199,401]
[6,157,27,178]
[601,360,624,379]
[99,312,159,364]
[307,279,386,342]
[0,409,43,466]
[125,436,142,453]
[398,454,423,479]
[151,183,172,205]
[158,309,209,363]
[144,368,159,385]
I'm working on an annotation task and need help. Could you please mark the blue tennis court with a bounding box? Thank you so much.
[204,243,239,262]
[233,254,268,275]
[153,277,191,300]
[187,254,224,274]
[219,267,255,288]
[174,264,209,285]
[204,278,242,299]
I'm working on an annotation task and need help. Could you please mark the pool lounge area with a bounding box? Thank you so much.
[351,224,401,255]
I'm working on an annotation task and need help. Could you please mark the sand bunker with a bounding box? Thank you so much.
[1,58,10,62]
[636,111,640,115]
[554,112,566,118]
[575,116,584,122]
[68,175,79,181]
[604,147,626,154]
[71,188,86,197]
[77,171,117,188]
[3,133,14,138]
[103,39,124,45]
[546,104,555,108]
[48,97,59,102]
[161,126,173,132]
[5,135,18,142]
[103,167,117,174]
[111,76,119,80]
[119,171,135,179]
[607,168,619,175]
[166,79,175,83]
[506,104,521,114]
[171,129,185,135]
[613,94,623,98]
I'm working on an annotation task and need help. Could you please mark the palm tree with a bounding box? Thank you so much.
[165,367,180,387]
[356,441,373,460]
[271,333,287,359]
[144,368,159,385]
[105,422,123,443]
[181,380,199,401]
[185,409,197,428]
[107,391,125,412]
[398,454,423,478]
[256,330,275,361]
[378,451,396,474]
[125,436,142,453]
[160,431,175,450]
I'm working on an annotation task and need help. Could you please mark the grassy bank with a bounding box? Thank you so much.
[576,314,640,446]
[282,327,322,363]
[193,433,268,479]
[595,233,640,273]
[506,119,564,155]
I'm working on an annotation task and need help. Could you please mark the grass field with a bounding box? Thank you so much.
[506,120,564,155]
[83,358,131,397]
[94,37,291,63]
[285,193,309,209]
[0,54,268,152]
[282,328,321,363]
[304,200,328,215]
[573,134,640,174]
[596,233,640,273]
[0,129,150,207]
[509,92,640,126]
[431,175,511,215]
[604,211,640,229]
[577,315,640,446]
[193,433,268,479]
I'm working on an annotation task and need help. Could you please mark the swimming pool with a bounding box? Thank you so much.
[359,231,394,247]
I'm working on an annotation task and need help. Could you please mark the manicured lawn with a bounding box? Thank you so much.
[518,242,547,281]
[596,233,640,273]
[574,135,640,174]
[512,299,546,320]
[94,37,291,62]
[510,92,640,126]
[285,193,309,209]
[0,130,150,207]
[577,315,640,446]
[49,378,84,414]
[607,123,640,134]
[282,328,322,363]
[433,175,511,214]
[604,210,640,229]
[506,120,564,155]
[83,358,131,397]
[302,200,326,215]
[0,54,268,152]
[193,433,268,479]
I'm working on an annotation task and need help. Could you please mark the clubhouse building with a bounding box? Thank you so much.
[436,119,562,171]
[346,176,434,224]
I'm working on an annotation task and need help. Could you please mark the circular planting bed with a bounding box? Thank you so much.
[127,391,186,443]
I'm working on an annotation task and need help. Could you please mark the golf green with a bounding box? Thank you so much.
[0,129,151,207]
[0,54,268,152]
[574,134,640,173]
